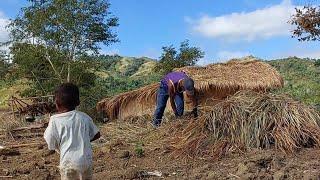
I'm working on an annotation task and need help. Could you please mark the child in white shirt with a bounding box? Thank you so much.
[44,83,100,180]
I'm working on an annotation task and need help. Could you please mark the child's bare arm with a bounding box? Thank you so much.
[91,132,101,142]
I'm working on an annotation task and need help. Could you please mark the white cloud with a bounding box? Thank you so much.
[0,11,10,43]
[197,50,252,65]
[217,50,251,61]
[189,0,297,41]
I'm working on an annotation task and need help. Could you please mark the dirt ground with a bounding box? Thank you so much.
[1,115,320,180]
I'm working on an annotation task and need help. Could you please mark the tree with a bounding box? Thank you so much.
[7,0,119,82]
[0,51,10,79]
[10,43,98,96]
[290,6,320,41]
[155,40,204,74]
[315,59,320,66]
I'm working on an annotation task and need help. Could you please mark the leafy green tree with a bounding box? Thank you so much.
[97,54,122,71]
[0,51,9,79]
[10,43,98,96]
[155,40,204,74]
[315,59,320,67]
[123,58,146,76]
[8,0,119,82]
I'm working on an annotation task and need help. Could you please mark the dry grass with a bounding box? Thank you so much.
[98,57,284,120]
[0,111,27,138]
[168,91,320,159]
[175,56,283,91]
[0,110,50,140]
[97,83,159,120]
[98,112,198,155]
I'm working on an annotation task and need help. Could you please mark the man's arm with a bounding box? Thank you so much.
[188,92,198,118]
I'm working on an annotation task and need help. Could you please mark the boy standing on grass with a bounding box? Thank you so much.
[44,83,100,180]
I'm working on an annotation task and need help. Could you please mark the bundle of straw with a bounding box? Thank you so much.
[98,57,284,120]
[169,91,320,158]
[97,83,159,120]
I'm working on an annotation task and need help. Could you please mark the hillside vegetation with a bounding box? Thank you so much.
[96,55,156,78]
[96,56,320,111]
[1,56,319,113]
[267,57,320,110]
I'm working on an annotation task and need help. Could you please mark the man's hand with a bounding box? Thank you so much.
[192,107,198,118]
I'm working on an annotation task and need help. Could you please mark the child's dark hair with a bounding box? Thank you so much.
[54,83,80,110]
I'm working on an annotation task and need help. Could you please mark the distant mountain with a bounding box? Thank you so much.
[95,55,157,79]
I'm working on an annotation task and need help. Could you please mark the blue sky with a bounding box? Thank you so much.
[0,0,319,64]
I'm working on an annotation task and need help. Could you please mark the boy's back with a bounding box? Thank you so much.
[43,83,100,180]
[44,110,99,171]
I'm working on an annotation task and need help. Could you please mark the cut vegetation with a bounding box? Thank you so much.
[169,91,320,159]
[98,57,284,120]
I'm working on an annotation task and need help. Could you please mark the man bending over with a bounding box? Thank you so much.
[152,71,197,128]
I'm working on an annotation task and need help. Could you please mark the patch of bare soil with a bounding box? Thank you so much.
[1,119,320,179]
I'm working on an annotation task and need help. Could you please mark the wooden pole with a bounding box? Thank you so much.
[10,96,16,121]
[6,95,54,102]
[6,142,45,148]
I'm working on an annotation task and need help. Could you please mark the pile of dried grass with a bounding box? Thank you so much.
[98,57,284,120]
[97,83,159,120]
[169,91,320,158]
[176,56,283,90]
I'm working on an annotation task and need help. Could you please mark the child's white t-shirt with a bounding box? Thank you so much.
[44,110,99,171]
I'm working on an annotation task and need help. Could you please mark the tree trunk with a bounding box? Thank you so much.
[67,36,77,83]
[67,62,71,83]
[45,50,63,83]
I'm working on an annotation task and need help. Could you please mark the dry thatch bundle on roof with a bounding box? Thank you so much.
[97,57,284,120]
[96,83,159,120]
[176,56,283,91]
[169,91,320,159]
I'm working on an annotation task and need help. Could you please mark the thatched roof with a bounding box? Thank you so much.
[97,57,284,120]
[175,57,283,90]
[97,83,159,120]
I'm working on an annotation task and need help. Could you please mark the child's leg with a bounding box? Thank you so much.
[80,166,93,180]
[60,168,80,180]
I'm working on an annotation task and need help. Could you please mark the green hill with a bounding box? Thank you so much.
[96,55,157,79]
[267,57,320,110]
